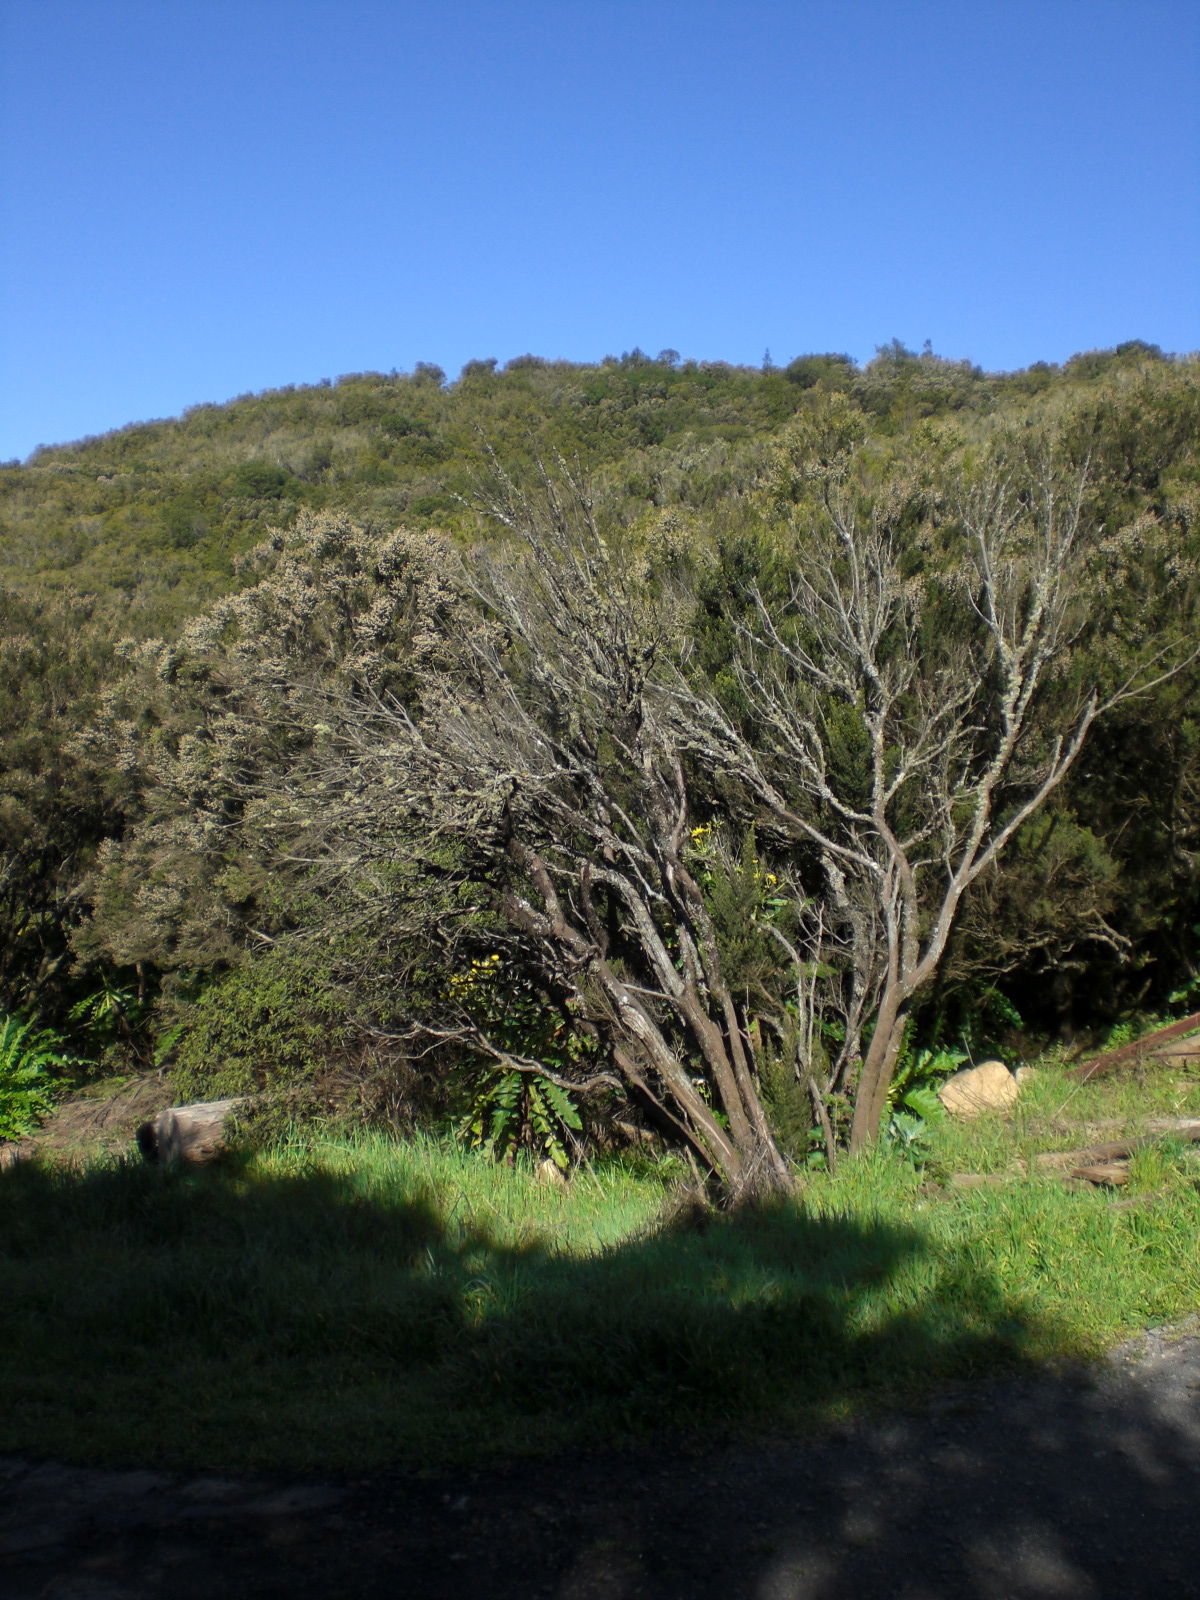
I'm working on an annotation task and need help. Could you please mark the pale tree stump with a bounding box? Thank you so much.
[135,1098,249,1167]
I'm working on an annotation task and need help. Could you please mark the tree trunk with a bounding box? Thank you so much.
[848,997,907,1154]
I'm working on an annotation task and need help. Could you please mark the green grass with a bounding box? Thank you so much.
[3,1074,1199,1476]
[924,1050,1200,1172]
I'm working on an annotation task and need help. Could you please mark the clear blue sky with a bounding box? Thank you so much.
[2,0,1197,461]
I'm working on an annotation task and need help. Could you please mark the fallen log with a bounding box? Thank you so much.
[947,1163,1131,1191]
[1069,1011,1200,1082]
[1068,1162,1130,1188]
[1154,1035,1200,1064]
[135,1098,249,1167]
[945,1117,1200,1193]
[1031,1119,1200,1173]
[1146,1115,1200,1134]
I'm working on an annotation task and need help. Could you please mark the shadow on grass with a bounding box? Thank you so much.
[0,1151,1080,1473]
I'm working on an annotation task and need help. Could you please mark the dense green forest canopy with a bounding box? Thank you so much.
[2,340,1197,1184]
[4,339,1179,632]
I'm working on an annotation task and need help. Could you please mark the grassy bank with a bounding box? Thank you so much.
[3,1062,1199,1474]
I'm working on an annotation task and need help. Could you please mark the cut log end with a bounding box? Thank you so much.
[135,1098,249,1168]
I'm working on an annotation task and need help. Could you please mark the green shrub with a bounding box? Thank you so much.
[459,1068,582,1171]
[170,945,352,1102]
[885,1045,960,1156]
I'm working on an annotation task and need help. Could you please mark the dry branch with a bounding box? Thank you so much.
[1069,1013,1200,1082]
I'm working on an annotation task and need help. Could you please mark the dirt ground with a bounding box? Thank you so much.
[2,1072,170,1167]
[3,1317,1199,1600]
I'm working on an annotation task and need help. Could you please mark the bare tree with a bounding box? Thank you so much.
[85,502,796,1194]
[686,417,1185,1149]
[364,465,795,1194]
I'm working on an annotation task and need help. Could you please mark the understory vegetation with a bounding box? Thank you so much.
[2,339,1198,1190]
[3,1058,1199,1471]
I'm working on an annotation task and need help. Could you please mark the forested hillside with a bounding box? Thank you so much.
[2,341,1197,1183]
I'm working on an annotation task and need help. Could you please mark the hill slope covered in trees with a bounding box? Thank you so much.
[2,341,1197,1181]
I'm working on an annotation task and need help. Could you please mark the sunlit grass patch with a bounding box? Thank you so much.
[922,1058,1200,1176]
[254,1126,664,1256]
